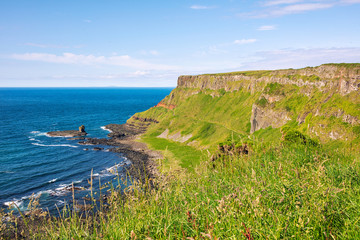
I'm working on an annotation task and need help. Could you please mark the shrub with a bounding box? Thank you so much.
[283,130,319,147]
[264,82,284,95]
[256,97,268,107]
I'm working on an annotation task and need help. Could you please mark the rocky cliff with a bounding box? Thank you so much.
[177,64,360,95]
[134,64,360,149]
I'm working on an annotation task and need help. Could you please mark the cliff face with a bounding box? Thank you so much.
[178,64,360,96]
[134,64,360,149]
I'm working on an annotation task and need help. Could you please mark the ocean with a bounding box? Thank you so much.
[0,87,172,213]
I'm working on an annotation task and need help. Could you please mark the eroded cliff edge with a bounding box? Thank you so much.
[132,63,360,150]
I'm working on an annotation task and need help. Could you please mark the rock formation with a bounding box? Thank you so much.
[79,125,85,132]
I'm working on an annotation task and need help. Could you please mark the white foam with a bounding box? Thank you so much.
[101,126,113,133]
[48,178,57,183]
[0,171,15,174]
[4,199,23,208]
[48,135,73,138]
[31,143,78,148]
[20,190,51,200]
[56,183,72,190]
[30,131,49,137]
[28,137,42,142]
[52,182,87,196]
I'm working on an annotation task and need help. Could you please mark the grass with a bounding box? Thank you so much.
[141,136,206,172]
[2,63,360,238]
[4,142,360,239]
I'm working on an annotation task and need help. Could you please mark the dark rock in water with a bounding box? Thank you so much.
[81,138,110,145]
[93,147,104,151]
[84,148,89,151]
[47,130,87,137]
[50,185,85,196]
[78,141,94,145]
[79,125,85,133]
[67,137,86,140]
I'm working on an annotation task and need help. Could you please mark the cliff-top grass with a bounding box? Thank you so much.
[3,140,359,239]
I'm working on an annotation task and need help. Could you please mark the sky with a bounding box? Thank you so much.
[0,0,359,87]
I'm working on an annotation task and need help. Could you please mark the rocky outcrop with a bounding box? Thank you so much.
[250,104,291,133]
[156,102,176,110]
[177,64,360,95]
[47,130,87,137]
[132,116,159,123]
[79,125,85,132]
[158,129,192,143]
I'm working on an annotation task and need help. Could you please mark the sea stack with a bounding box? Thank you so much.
[79,125,85,133]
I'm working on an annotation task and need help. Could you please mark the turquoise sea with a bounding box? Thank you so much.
[0,88,172,213]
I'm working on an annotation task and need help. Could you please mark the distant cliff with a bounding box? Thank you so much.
[177,64,360,95]
[133,64,360,150]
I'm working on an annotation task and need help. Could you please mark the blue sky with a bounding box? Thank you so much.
[0,0,359,87]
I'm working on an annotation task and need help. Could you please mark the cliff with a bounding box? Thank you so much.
[132,63,360,150]
[177,64,360,95]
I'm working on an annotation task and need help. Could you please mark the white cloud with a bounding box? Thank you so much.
[243,47,360,69]
[264,0,303,6]
[341,0,360,3]
[234,39,257,44]
[131,70,150,76]
[149,50,159,56]
[257,25,276,30]
[239,0,357,18]
[140,50,159,56]
[190,5,216,10]
[10,52,178,71]
[270,3,334,16]
[24,43,84,49]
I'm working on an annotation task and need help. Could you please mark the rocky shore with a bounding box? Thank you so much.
[46,120,160,182]
[80,121,161,182]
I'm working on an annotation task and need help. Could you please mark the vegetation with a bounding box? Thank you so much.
[2,140,359,239]
[2,63,360,239]
[201,70,272,78]
[264,83,285,96]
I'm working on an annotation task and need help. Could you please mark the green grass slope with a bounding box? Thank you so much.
[132,64,360,170]
[31,143,360,239]
[3,64,360,239]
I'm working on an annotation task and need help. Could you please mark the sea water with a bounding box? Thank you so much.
[0,87,172,213]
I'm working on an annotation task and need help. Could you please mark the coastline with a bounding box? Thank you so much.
[81,120,162,182]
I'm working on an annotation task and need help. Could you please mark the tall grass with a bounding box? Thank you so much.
[4,142,356,239]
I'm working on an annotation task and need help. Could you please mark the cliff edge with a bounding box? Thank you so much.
[132,63,360,151]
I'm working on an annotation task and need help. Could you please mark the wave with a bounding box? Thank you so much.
[101,126,112,133]
[48,178,57,183]
[28,136,42,143]
[30,131,50,137]
[31,143,78,148]
[4,199,23,208]
[30,130,74,138]
[53,183,87,196]
[0,171,15,174]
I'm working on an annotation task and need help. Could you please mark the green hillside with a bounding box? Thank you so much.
[131,64,360,170]
[3,63,360,239]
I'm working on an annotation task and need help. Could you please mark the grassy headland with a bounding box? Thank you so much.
[1,63,360,239]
